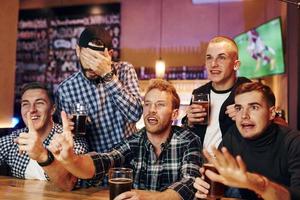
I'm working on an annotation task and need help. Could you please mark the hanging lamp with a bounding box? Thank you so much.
[155,0,166,78]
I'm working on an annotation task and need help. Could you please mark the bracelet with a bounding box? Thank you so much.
[37,149,55,167]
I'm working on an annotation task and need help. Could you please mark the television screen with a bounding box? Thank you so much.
[234,17,285,78]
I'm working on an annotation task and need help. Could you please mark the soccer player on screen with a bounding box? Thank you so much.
[246,29,276,72]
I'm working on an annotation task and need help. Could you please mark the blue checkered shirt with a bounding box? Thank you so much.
[0,123,88,179]
[89,126,203,200]
[55,61,142,153]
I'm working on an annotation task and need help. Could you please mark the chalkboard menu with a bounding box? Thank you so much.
[15,4,120,121]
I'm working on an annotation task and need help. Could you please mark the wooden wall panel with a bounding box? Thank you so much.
[11,0,290,126]
[0,0,19,127]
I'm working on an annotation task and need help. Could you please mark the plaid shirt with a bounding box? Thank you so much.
[0,123,88,179]
[55,61,142,153]
[90,126,203,200]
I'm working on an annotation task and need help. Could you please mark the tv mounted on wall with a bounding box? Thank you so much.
[234,17,285,79]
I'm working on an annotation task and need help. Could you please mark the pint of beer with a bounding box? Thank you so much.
[203,163,225,198]
[192,93,210,125]
[109,168,133,200]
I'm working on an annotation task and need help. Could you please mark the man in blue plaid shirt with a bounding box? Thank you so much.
[55,25,142,153]
[0,82,88,191]
[50,79,203,200]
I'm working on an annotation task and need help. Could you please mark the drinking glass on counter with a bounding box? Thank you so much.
[109,168,133,200]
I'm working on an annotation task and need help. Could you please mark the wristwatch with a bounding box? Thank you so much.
[102,70,114,82]
[37,149,55,167]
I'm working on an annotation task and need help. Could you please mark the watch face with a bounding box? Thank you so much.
[103,71,114,82]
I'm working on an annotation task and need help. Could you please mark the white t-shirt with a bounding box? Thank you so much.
[25,159,47,180]
[203,90,231,153]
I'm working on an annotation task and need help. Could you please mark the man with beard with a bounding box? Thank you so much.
[49,79,202,200]
[0,82,88,191]
[55,25,142,153]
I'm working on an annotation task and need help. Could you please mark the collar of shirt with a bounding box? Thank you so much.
[142,127,176,153]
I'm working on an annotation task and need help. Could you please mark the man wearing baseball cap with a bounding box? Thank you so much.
[55,25,142,155]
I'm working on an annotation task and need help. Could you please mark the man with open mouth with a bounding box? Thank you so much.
[194,82,300,200]
[183,36,250,154]
[49,79,203,200]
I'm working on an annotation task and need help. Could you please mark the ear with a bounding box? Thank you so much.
[171,109,179,121]
[108,49,114,57]
[269,106,276,121]
[233,60,241,71]
[75,45,80,57]
[51,105,56,116]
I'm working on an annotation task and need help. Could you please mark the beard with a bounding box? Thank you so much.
[144,115,173,135]
[79,61,99,81]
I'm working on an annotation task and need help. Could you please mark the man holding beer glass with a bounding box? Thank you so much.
[55,25,142,154]
[184,36,250,152]
[194,82,300,200]
[49,79,202,200]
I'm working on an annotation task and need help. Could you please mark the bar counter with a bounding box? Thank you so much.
[0,176,242,200]
[0,176,109,200]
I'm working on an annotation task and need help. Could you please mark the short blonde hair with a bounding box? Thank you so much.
[209,36,239,59]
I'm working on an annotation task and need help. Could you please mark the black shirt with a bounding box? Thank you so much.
[222,123,300,200]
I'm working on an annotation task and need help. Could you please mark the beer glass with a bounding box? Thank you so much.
[109,168,133,200]
[71,103,87,135]
[192,93,210,125]
[203,163,225,199]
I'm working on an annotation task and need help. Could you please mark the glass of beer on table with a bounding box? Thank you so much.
[109,168,133,200]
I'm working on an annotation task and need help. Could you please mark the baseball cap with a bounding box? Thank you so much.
[78,25,112,51]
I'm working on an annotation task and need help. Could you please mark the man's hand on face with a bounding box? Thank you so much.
[48,111,75,164]
[14,112,48,162]
[186,104,208,126]
[80,47,112,77]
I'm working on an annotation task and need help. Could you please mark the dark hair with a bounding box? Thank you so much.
[235,82,275,107]
[78,25,113,50]
[145,79,180,109]
[20,82,54,105]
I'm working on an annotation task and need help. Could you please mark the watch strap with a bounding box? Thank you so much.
[37,149,55,167]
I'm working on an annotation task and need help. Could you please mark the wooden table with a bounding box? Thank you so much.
[0,176,109,200]
[0,176,242,200]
